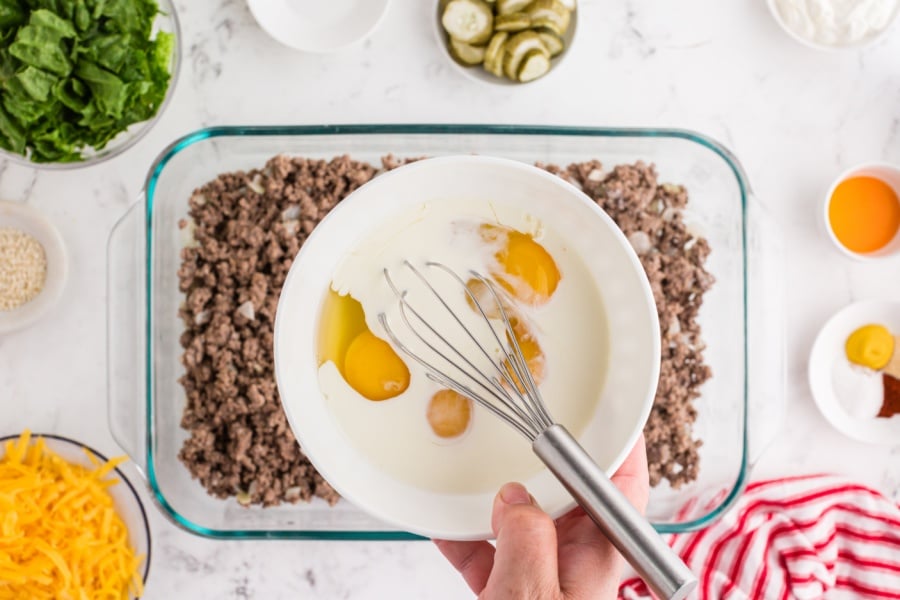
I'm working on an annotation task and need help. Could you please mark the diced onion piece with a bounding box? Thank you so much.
[236,301,255,320]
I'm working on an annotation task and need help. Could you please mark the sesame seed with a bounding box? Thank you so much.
[0,227,48,311]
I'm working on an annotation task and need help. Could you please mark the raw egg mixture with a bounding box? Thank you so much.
[316,201,608,494]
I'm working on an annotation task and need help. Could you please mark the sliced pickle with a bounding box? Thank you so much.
[531,17,565,36]
[494,12,531,31]
[442,0,494,45]
[496,0,532,15]
[525,0,571,34]
[537,31,564,56]
[483,31,509,76]
[502,31,548,80]
[449,38,487,65]
[517,48,551,82]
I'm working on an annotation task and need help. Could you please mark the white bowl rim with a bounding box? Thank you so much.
[274,154,660,539]
[0,432,152,587]
[807,300,900,444]
[766,0,900,52]
[0,201,69,335]
[248,0,392,54]
[821,162,900,262]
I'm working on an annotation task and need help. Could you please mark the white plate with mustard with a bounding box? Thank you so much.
[809,300,900,444]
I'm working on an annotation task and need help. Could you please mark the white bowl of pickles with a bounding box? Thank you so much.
[435,0,576,85]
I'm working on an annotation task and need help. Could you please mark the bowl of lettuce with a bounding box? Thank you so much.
[0,0,179,167]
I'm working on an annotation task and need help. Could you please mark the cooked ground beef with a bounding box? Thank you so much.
[540,160,712,488]
[177,155,377,506]
[176,154,712,508]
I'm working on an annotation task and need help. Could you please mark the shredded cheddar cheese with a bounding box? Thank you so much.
[0,431,145,599]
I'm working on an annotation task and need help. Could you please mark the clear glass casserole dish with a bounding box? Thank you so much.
[107,125,784,539]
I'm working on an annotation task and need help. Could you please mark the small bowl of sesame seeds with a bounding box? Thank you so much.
[0,201,67,335]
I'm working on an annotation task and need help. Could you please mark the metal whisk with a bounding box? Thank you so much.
[379,261,697,600]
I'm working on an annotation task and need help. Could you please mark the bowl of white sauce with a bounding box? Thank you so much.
[274,156,660,540]
[768,0,899,50]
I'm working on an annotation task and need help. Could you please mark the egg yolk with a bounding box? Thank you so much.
[829,176,900,254]
[505,315,546,389]
[464,277,504,318]
[344,330,411,401]
[845,324,895,371]
[318,288,367,373]
[427,389,472,438]
[480,225,561,305]
[318,288,410,401]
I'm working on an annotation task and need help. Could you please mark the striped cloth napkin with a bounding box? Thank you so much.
[619,475,900,599]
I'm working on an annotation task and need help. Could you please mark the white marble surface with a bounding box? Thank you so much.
[2,0,900,597]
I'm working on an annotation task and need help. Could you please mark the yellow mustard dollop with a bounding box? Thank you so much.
[845,324,895,370]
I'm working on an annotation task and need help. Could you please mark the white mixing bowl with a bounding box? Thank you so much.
[274,155,659,540]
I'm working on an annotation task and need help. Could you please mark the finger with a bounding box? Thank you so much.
[556,436,650,597]
[609,434,650,514]
[433,539,495,594]
[482,482,560,599]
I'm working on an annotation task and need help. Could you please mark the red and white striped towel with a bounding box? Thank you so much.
[619,475,900,599]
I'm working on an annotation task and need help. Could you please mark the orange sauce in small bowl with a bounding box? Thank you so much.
[828,175,900,254]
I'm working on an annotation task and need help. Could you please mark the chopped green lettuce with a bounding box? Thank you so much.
[0,0,173,162]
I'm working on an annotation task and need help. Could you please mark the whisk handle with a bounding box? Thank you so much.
[533,424,697,600]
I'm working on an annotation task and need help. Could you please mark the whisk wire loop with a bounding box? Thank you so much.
[380,261,553,439]
[380,266,539,438]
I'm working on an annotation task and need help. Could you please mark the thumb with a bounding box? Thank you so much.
[482,483,560,599]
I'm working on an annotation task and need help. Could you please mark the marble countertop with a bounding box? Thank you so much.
[2,0,899,597]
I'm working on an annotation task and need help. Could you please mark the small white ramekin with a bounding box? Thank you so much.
[0,201,68,335]
[822,163,900,262]
[248,0,391,53]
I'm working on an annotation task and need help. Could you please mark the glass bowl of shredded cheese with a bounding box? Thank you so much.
[0,431,151,599]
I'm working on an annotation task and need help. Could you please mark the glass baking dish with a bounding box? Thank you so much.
[107,125,784,540]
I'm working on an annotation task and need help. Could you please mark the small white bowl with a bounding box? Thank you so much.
[0,202,68,335]
[0,433,151,596]
[767,0,900,51]
[248,0,391,53]
[808,300,900,445]
[433,0,578,86]
[274,156,659,540]
[822,163,900,261]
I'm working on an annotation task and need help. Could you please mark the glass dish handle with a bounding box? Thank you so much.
[107,198,148,475]
[746,192,786,468]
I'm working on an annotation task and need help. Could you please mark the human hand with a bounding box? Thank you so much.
[435,435,650,600]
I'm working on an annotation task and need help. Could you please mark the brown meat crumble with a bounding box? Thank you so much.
[176,154,712,507]
[540,160,713,488]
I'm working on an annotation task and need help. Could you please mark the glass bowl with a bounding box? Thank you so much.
[0,0,181,169]
[0,433,152,596]
[107,124,785,539]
